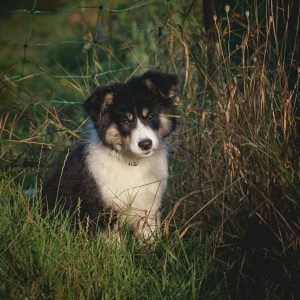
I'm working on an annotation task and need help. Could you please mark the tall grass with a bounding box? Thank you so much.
[174,0,299,236]
[168,1,300,297]
[0,0,299,298]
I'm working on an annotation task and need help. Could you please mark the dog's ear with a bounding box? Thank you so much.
[142,70,181,106]
[83,86,115,122]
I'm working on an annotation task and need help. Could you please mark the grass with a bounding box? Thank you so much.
[0,179,226,299]
[1,0,299,299]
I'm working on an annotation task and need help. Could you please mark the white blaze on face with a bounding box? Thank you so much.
[129,119,159,157]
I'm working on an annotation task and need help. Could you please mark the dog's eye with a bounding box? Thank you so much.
[147,113,155,119]
[121,118,130,124]
[121,114,135,124]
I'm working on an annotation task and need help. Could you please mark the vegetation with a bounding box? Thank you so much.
[0,0,299,299]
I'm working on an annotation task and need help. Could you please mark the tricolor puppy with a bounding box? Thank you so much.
[42,70,180,243]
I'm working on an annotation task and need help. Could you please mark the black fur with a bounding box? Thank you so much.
[42,144,105,222]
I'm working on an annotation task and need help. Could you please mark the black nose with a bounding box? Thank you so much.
[138,139,153,150]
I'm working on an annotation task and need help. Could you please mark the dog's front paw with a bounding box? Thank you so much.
[134,214,161,245]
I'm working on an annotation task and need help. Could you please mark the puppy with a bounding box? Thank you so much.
[42,70,180,242]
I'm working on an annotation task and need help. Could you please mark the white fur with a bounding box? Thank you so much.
[86,126,168,241]
[129,119,159,157]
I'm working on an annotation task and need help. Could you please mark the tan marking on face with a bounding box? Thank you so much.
[122,135,130,146]
[159,114,172,138]
[126,112,133,121]
[142,107,149,118]
[144,79,154,89]
[105,124,122,151]
[104,93,114,105]
[143,79,156,94]
[173,95,181,106]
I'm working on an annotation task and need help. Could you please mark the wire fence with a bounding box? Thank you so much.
[0,0,186,177]
[0,0,179,87]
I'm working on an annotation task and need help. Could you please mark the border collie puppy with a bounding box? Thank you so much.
[42,70,180,242]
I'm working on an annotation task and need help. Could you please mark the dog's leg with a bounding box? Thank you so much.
[102,209,123,246]
[103,221,122,246]
[132,210,161,244]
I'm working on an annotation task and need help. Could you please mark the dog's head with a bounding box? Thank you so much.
[84,70,180,158]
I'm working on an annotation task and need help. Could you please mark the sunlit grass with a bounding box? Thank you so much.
[0,178,225,299]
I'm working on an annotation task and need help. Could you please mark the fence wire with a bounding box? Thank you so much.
[0,0,176,84]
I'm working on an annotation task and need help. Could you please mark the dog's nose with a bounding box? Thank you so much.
[138,139,153,150]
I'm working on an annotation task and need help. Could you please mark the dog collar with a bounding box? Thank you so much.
[127,160,139,166]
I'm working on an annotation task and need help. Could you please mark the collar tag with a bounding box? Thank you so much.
[127,160,139,166]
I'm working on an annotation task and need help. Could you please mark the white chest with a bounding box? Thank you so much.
[86,143,168,213]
